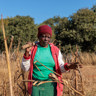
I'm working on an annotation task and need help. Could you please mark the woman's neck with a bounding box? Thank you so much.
[39,43,48,48]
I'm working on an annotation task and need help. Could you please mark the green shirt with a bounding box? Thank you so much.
[33,44,55,80]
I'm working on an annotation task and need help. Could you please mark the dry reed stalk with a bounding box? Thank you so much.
[1,14,13,96]
[70,45,84,95]
[34,58,61,77]
[22,80,57,86]
[14,40,29,96]
[34,62,45,77]
[13,59,27,96]
[75,45,78,96]
[9,36,14,54]
[17,40,29,95]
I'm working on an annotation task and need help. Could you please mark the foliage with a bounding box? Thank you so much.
[55,8,96,52]
[0,16,38,51]
[91,5,96,12]
[70,8,96,52]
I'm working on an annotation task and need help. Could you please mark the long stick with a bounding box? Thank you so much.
[1,14,13,96]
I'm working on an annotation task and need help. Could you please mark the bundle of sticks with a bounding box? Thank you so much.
[22,73,84,96]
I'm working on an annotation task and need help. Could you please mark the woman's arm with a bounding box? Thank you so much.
[21,55,31,71]
[21,43,32,71]
[58,50,82,73]
[58,50,69,72]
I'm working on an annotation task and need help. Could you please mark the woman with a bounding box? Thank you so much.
[21,25,80,96]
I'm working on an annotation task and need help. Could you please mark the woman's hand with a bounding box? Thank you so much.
[25,42,32,57]
[66,62,82,70]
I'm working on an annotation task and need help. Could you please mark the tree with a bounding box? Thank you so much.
[91,5,96,12]
[55,17,77,53]
[69,8,96,52]
[0,16,38,51]
[55,8,96,52]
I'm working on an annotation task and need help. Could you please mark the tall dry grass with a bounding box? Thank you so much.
[64,52,96,65]
[0,51,96,96]
[0,50,29,96]
[79,52,96,65]
[63,52,96,96]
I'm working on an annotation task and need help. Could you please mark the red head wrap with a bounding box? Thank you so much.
[38,25,52,37]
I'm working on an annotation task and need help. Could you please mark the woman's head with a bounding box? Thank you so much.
[38,25,52,47]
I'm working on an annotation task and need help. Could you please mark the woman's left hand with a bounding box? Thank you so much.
[66,62,82,69]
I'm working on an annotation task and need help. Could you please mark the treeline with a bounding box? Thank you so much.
[0,5,96,53]
[0,16,38,52]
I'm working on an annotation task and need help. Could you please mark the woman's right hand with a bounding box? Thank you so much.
[25,42,33,57]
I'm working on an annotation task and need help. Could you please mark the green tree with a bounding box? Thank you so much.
[55,17,75,53]
[55,8,96,52]
[70,8,96,52]
[91,5,96,12]
[0,16,38,51]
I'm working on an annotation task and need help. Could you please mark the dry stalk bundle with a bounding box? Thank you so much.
[49,73,84,96]
[21,42,35,49]
[13,63,28,96]
[22,72,84,96]
[22,79,57,86]
[69,45,84,96]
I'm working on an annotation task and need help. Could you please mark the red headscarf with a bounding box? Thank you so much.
[38,25,52,37]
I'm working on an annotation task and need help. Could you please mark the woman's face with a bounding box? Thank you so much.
[39,33,51,47]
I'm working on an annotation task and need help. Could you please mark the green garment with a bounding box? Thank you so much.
[31,79,57,96]
[33,44,55,80]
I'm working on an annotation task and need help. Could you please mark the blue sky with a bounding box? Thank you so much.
[1,0,96,24]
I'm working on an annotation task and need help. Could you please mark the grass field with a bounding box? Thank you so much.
[0,52,96,96]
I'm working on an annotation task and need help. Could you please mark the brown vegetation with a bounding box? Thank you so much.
[0,52,96,96]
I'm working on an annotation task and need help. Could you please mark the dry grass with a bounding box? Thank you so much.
[62,65,96,96]
[79,52,96,65]
[0,52,96,96]
[0,51,29,96]
[65,52,96,65]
